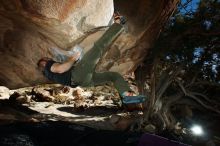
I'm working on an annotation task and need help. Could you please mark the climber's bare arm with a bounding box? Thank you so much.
[50,52,80,73]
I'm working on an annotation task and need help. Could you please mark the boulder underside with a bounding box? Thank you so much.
[0,0,178,88]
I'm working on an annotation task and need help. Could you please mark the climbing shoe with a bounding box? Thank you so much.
[121,93,147,111]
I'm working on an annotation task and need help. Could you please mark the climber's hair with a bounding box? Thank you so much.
[37,57,52,67]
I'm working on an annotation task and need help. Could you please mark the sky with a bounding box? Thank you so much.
[175,0,219,80]
[179,0,200,14]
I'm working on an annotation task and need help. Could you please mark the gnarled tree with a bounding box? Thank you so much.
[136,0,220,134]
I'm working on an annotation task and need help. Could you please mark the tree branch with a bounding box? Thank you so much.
[186,91,220,114]
[190,92,212,103]
[177,80,187,95]
[177,80,220,114]
[188,31,220,37]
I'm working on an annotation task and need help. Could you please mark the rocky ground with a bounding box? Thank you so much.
[0,84,143,131]
[1,84,217,146]
[0,84,147,146]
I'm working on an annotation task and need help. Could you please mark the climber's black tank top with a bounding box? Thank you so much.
[43,60,71,86]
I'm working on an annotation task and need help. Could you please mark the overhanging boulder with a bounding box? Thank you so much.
[0,0,179,88]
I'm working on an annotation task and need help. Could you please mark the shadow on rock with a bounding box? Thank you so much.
[0,121,142,146]
[57,106,121,117]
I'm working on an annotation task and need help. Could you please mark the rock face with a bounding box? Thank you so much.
[0,86,10,99]
[0,0,178,89]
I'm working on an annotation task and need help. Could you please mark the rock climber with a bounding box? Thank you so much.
[37,23,146,110]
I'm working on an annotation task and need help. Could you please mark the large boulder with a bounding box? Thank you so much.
[0,0,179,88]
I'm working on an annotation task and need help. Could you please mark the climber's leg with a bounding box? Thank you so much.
[92,72,131,95]
[71,23,124,86]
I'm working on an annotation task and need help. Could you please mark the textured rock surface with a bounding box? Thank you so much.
[0,0,179,88]
[0,86,10,99]
[0,84,142,131]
